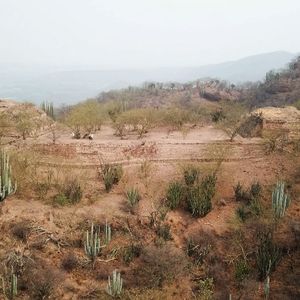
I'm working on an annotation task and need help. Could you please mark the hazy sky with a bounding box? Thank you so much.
[0,0,300,69]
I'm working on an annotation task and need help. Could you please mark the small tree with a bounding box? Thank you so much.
[48,123,62,144]
[66,100,103,135]
[15,111,36,140]
[217,102,247,141]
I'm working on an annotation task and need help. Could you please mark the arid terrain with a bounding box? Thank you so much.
[0,56,300,300]
[1,94,300,299]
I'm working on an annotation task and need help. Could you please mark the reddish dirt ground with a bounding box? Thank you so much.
[1,125,299,299]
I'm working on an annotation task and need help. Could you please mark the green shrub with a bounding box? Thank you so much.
[187,174,216,218]
[156,223,172,241]
[187,186,211,217]
[102,164,123,192]
[234,181,262,204]
[234,182,248,202]
[236,206,249,222]
[63,179,82,204]
[249,197,262,216]
[54,178,82,206]
[249,181,262,199]
[197,277,214,300]
[211,109,225,123]
[126,187,140,207]
[256,231,281,280]
[122,243,142,264]
[183,166,199,186]
[235,259,250,282]
[54,193,69,206]
[166,181,185,209]
[201,174,217,201]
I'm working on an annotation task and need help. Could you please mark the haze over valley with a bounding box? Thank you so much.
[0,51,296,104]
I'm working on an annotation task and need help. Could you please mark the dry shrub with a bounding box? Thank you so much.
[61,252,78,272]
[11,221,31,242]
[187,231,231,297]
[25,265,63,299]
[95,265,116,281]
[54,177,83,206]
[131,244,188,288]
[3,250,34,278]
[186,231,215,266]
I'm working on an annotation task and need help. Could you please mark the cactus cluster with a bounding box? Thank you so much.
[272,181,291,219]
[0,150,17,202]
[126,187,140,207]
[41,101,55,119]
[106,270,123,298]
[84,221,112,262]
[84,223,101,262]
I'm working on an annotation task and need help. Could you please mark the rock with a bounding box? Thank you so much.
[220,199,227,206]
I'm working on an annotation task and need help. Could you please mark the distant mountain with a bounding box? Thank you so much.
[0,51,296,105]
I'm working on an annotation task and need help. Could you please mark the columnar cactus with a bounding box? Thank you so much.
[84,223,101,262]
[41,101,55,119]
[106,270,123,297]
[272,181,291,219]
[104,219,111,245]
[264,275,270,300]
[0,270,18,300]
[10,273,18,299]
[0,150,17,202]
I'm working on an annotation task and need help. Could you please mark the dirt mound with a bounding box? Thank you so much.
[255,106,300,123]
[0,99,54,140]
[254,106,300,138]
[198,79,241,102]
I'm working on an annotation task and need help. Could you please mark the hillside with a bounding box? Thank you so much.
[243,55,300,107]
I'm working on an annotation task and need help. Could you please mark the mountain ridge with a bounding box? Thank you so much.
[0,51,296,104]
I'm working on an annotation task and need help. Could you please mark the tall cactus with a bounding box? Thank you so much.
[0,150,17,202]
[272,181,291,219]
[9,272,17,300]
[84,223,101,262]
[41,101,55,120]
[264,275,270,300]
[106,270,123,298]
[1,269,18,300]
[104,219,111,245]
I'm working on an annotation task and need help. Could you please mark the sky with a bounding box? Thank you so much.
[0,0,300,69]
